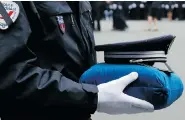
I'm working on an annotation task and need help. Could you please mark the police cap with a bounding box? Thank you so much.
[95,34,176,72]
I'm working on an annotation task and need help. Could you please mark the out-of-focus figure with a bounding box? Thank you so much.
[90,1,105,31]
[111,1,128,31]
[178,2,185,20]
[166,2,176,21]
[147,1,162,31]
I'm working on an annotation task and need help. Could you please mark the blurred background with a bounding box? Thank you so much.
[91,1,185,120]
[91,1,185,31]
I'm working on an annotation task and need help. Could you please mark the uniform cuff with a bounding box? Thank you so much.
[81,83,98,114]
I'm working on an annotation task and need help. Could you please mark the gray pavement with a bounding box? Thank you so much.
[92,20,185,120]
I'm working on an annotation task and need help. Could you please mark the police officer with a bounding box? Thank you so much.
[112,1,128,31]
[147,1,162,31]
[90,1,104,31]
[0,1,154,120]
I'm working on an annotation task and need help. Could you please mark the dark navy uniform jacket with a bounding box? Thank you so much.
[0,1,98,120]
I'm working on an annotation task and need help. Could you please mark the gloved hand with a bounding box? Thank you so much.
[96,72,154,115]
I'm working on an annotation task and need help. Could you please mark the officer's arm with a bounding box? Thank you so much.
[0,2,98,115]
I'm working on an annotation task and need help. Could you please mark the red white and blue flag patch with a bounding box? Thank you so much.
[56,16,65,34]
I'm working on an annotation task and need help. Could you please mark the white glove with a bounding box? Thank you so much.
[97,72,154,115]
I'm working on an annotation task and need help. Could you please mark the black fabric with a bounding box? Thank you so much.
[0,1,97,120]
[67,1,80,27]
[149,8,160,18]
[147,2,162,18]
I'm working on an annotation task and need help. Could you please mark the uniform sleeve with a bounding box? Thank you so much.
[0,2,98,115]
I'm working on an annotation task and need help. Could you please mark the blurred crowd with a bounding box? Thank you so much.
[90,1,185,31]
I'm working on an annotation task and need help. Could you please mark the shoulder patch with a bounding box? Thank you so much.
[0,1,20,30]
